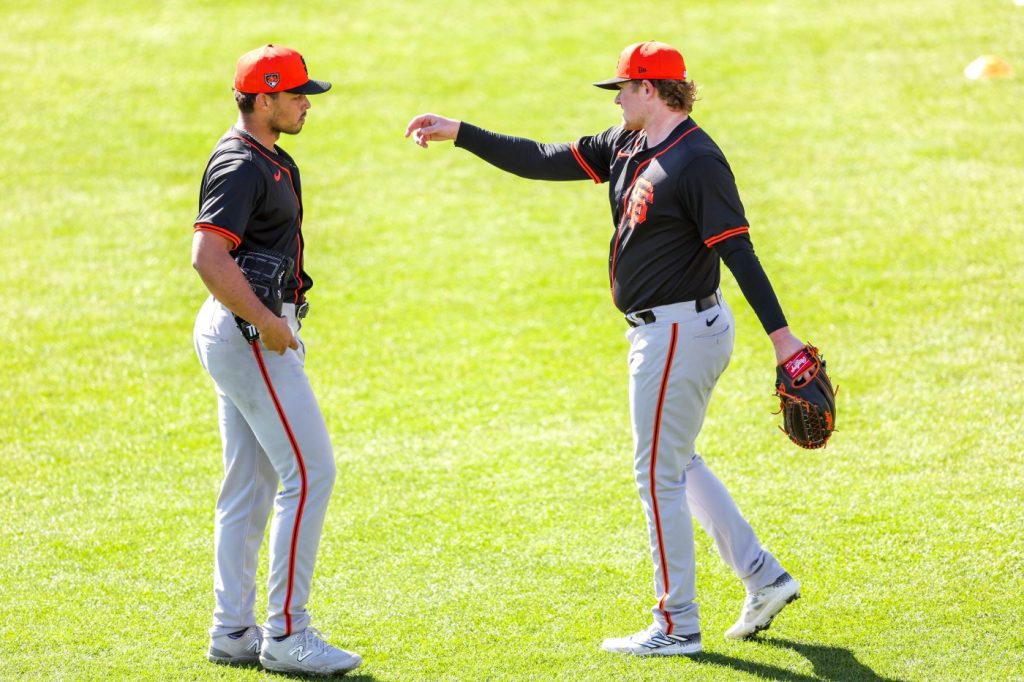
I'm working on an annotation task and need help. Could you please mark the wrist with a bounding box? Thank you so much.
[769,327,804,364]
[252,306,280,331]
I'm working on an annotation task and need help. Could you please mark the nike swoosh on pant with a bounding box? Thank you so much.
[706,315,719,327]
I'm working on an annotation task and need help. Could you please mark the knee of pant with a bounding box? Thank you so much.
[635,462,686,489]
[281,446,335,488]
[305,452,336,494]
[318,457,337,493]
[632,468,655,494]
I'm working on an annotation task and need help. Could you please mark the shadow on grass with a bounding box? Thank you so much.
[693,637,906,682]
[261,671,376,681]
[209,659,377,680]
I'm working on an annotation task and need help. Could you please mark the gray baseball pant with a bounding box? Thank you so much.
[626,293,785,635]
[194,297,335,638]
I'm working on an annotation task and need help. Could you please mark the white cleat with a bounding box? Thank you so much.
[601,624,702,656]
[725,572,801,639]
[206,625,263,665]
[259,627,362,676]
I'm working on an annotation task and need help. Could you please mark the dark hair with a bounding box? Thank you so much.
[234,90,278,113]
[649,79,698,114]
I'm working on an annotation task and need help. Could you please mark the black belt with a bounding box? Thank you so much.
[625,292,719,328]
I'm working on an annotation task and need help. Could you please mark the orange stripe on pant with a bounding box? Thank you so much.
[649,322,679,634]
[250,341,309,636]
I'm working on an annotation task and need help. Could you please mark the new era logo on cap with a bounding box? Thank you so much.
[234,44,332,95]
[594,41,687,89]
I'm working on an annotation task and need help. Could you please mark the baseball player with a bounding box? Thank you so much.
[191,44,361,674]
[405,41,805,655]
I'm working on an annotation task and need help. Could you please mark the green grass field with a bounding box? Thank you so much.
[2,0,1023,679]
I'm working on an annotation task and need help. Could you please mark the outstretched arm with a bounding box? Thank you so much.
[405,113,604,182]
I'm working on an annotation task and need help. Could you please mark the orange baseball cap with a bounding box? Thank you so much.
[594,41,687,89]
[234,44,331,95]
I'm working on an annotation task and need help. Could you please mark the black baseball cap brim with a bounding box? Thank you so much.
[286,79,332,95]
[593,76,631,90]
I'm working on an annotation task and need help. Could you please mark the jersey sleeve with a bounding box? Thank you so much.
[454,123,614,182]
[717,235,788,333]
[194,154,261,248]
[569,126,619,184]
[677,154,750,248]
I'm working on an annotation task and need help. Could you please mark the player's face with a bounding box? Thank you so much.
[615,81,645,131]
[267,92,311,135]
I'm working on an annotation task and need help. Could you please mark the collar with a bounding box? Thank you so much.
[637,117,698,154]
[231,126,280,155]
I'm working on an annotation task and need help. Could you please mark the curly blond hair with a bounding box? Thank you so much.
[650,79,698,114]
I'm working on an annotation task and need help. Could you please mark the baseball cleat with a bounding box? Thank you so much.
[259,627,362,676]
[725,572,801,639]
[206,625,263,665]
[601,624,702,656]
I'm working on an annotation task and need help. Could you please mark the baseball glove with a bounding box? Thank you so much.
[774,344,836,449]
[233,247,295,343]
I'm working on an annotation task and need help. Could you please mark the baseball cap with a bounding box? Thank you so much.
[594,41,687,89]
[234,44,331,95]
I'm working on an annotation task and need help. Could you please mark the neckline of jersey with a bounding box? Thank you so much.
[635,117,698,155]
[232,126,281,156]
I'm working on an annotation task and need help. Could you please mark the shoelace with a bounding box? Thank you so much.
[633,624,664,642]
[743,594,764,614]
[300,627,333,655]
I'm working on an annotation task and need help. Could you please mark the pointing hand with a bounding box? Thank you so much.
[404,113,461,148]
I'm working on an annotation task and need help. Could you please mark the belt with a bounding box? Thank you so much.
[625,292,719,328]
[214,296,309,320]
[281,300,309,320]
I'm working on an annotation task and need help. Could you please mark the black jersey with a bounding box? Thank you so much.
[573,119,748,313]
[455,119,765,317]
[195,128,311,304]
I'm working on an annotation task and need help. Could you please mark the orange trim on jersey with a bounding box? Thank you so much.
[251,341,308,636]
[570,142,602,184]
[650,322,679,634]
[703,225,750,248]
[194,223,242,248]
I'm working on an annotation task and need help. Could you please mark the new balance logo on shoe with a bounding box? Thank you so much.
[259,627,362,675]
[289,646,314,662]
[206,626,263,666]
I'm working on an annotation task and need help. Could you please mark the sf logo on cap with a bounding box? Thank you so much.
[264,73,280,89]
